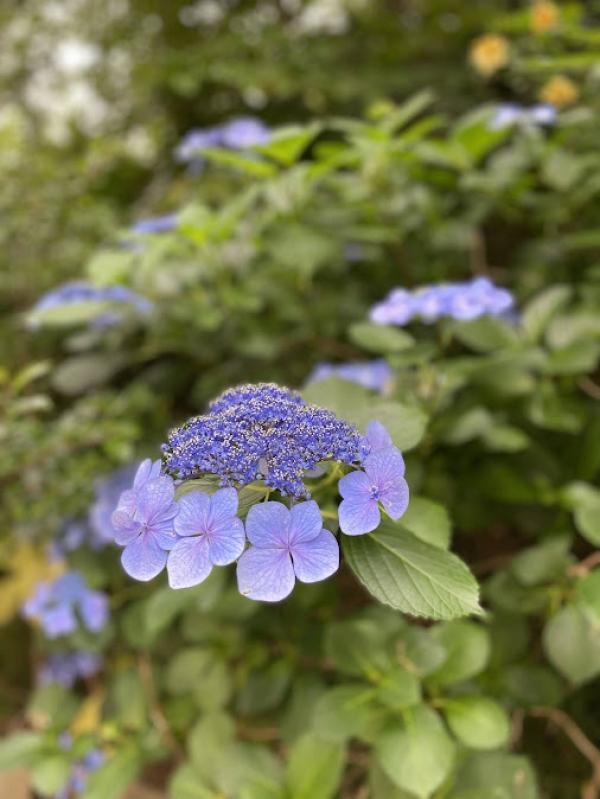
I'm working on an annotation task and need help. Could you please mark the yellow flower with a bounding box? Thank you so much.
[530,1,560,34]
[469,34,510,77]
[540,74,579,107]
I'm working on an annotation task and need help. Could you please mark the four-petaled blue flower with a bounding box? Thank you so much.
[338,449,409,535]
[167,488,245,589]
[22,572,109,638]
[111,460,179,581]
[237,501,339,602]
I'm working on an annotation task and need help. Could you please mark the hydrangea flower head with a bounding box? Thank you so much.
[28,281,152,329]
[162,383,368,498]
[236,500,339,602]
[38,651,101,688]
[111,461,178,581]
[307,360,392,393]
[370,277,514,327]
[130,213,179,235]
[22,572,109,638]
[338,449,409,535]
[167,488,245,589]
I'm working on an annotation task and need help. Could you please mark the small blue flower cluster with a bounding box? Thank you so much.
[307,360,392,393]
[22,572,109,638]
[38,651,101,688]
[162,383,368,498]
[175,117,270,163]
[130,213,179,235]
[489,103,556,131]
[28,281,153,329]
[370,277,514,326]
[56,738,104,799]
[108,384,409,602]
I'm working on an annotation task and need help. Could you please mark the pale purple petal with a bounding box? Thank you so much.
[167,537,212,589]
[289,501,322,546]
[174,492,212,537]
[292,530,339,583]
[136,477,175,523]
[133,459,162,490]
[337,470,371,501]
[41,605,78,638]
[381,477,410,520]
[366,420,393,453]
[209,487,239,524]
[111,510,141,545]
[245,502,290,548]
[79,592,109,632]
[116,489,137,516]
[338,497,381,536]
[208,517,245,565]
[236,547,295,602]
[121,533,168,581]
[149,515,179,551]
[364,449,406,487]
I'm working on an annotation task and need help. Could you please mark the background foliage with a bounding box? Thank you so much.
[1,1,600,798]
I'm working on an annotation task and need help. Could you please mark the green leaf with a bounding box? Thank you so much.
[578,570,600,621]
[31,755,72,795]
[257,124,320,166]
[26,300,114,328]
[0,732,42,770]
[510,535,572,586]
[543,603,600,685]
[27,684,79,731]
[286,734,345,799]
[202,147,277,177]
[376,705,455,798]
[450,317,520,353]
[444,696,510,750]
[169,763,219,799]
[449,752,539,799]
[313,685,376,742]
[348,322,414,354]
[375,665,422,710]
[82,747,142,799]
[51,354,127,396]
[522,286,571,342]
[188,712,235,781]
[428,621,490,686]
[343,522,481,620]
[166,648,232,710]
[401,497,451,549]
[236,660,291,715]
[324,619,392,678]
[502,664,563,707]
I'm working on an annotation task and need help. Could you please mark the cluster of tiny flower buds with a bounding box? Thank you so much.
[370,277,514,326]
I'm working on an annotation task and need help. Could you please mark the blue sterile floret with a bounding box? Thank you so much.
[162,382,369,498]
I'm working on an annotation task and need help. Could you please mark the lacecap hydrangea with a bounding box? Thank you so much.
[108,383,409,602]
[370,277,514,326]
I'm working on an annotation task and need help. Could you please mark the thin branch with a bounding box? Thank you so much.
[137,656,184,760]
[569,552,600,578]
[578,377,600,401]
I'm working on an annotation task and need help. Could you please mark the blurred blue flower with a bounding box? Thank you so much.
[489,103,556,131]
[338,448,409,535]
[28,281,153,329]
[162,383,368,498]
[365,420,400,457]
[370,277,514,327]
[130,213,179,234]
[89,463,140,546]
[111,461,178,581]
[57,749,105,799]
[307,360,392,393]
[38,651,101,688]
[167,487,245,589]
[237,500,338,602]
[22,572,109,638]
[175,117,270,164]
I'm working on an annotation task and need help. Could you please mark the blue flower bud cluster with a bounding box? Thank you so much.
[370,277,514,326]
[162,383,369,498]
[175,117,270,163]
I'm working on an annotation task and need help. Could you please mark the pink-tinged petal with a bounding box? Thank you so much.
[289,500,322,546]
[136,477,175,523]
[381,477,410,520]
[167,537,212,589]
[111,511,141,546]
[236,547,295,602]
[208,517,245,566]
[364,449,406,488]
[121,533,167,581]
[338,497,381,536]
[292,530,339,584]
[174,492,211,537]
[209,487,239,525]
[366,420,393,453]
[338,470,371,501]
[245,502,290,548]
